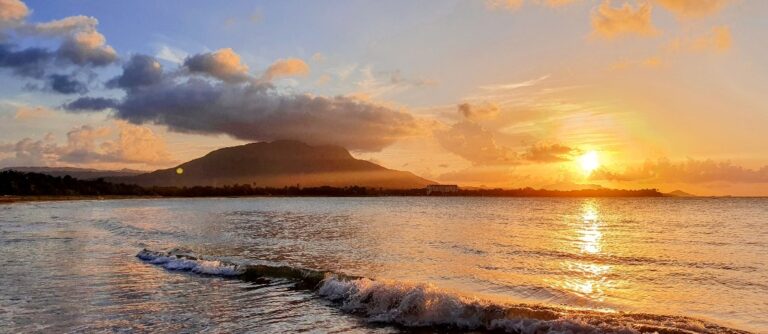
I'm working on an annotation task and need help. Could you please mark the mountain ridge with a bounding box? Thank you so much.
[110,140,434,189]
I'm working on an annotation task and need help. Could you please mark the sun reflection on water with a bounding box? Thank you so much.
[579,204,602,254]
[551,200,614,304]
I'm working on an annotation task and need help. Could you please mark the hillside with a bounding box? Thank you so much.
[114,140,434,189]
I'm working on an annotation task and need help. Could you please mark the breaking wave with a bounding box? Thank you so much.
[136,249,750,334]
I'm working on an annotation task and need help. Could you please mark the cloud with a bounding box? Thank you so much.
[21,15,118,66]
[62,96,119,112]
[0,134,58,166]
[59,122,172,165]
[56,29,117,66]
[0,11,117,94]
[458,102,500,121]
[261,58,309,81]
[0,122,173,167]
[609,56,663,70]
[435,121,516,165]
[591,0,658,39]
[315,73,332,86]
[106,54,164,90]
[0,0,28,28]
[184,48,250,83]
[522,143,580,162]
[652,0,730,18]
[46,73,87,94]
[479,75,549,91]
[0,43,52,78]
[67,54,420,152]
[486,0,524,11]
[13,104,51,120]
[667,25,732,53]
[591,158,768,183]
[353,67,437,98]
[486,0,580,11]
[540,0,580,6]
[155,45,187,64]
[311,52,326,62]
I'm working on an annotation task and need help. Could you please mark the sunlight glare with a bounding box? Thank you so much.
[579,151,600,174]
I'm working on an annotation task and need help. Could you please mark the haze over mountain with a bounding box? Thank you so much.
[1,167,144,180]
[112,141,434,189]
[665,190,697,197]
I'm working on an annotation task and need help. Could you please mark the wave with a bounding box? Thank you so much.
[136,249,750,334]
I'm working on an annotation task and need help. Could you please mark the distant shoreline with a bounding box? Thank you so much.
[2,194,763,205]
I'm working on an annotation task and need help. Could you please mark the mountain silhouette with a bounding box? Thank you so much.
[113,140,434,189]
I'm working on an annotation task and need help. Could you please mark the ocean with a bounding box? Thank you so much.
[0,197,766,333]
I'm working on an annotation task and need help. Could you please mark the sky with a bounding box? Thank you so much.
[0,0,767,195]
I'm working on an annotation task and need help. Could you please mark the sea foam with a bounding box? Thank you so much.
[136,248,750,334]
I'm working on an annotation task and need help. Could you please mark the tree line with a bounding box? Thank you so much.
[0,170,663,197]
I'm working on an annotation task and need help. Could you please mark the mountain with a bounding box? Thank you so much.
[1,167,144,180]
[113,140,434,189]
[666,190,697,197]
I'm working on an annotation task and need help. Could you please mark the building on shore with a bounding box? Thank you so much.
[426,184,459,195]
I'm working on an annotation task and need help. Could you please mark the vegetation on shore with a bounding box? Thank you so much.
[1,170,663,199]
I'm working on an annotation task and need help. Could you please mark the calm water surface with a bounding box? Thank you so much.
[0,197,766,333]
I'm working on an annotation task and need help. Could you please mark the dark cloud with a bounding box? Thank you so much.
[69,54,420,151]
[114,79,417,151]
[591,158,768,184]
[47,74,87,94]
[63,96,119,112]
[106,54,163,90]
[0,43,53,78]
[20,15,118,67]
[522,143,580,162]
[56,33,117,66]
[0,13,117,94]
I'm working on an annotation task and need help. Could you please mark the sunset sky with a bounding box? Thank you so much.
[1,0,766,195]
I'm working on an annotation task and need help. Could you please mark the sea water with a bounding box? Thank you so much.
[0,197,766,333]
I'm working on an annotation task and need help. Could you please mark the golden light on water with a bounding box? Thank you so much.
[579,204,602,254]
[550,200,613,303]
[578,151,600,174]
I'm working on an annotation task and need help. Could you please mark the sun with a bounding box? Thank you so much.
[579,151,600,174]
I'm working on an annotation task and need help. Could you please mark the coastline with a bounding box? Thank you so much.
[2,194,765,205]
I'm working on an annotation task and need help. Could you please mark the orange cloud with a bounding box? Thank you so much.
[0,122,174,168]
[591,158,768,184]
[13,105,52,120]
[435,121,516,165]
[458,102,500,121]
[652,0,730,18]
[539,0,580,7]
[262,58,310,81]
[0,0,28,27]
[591,1,658,39]
[99,122,173,165]
[184,48,250,83]
[668,25,732,53]
[522,143,581,162]
[486,0,524,10]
